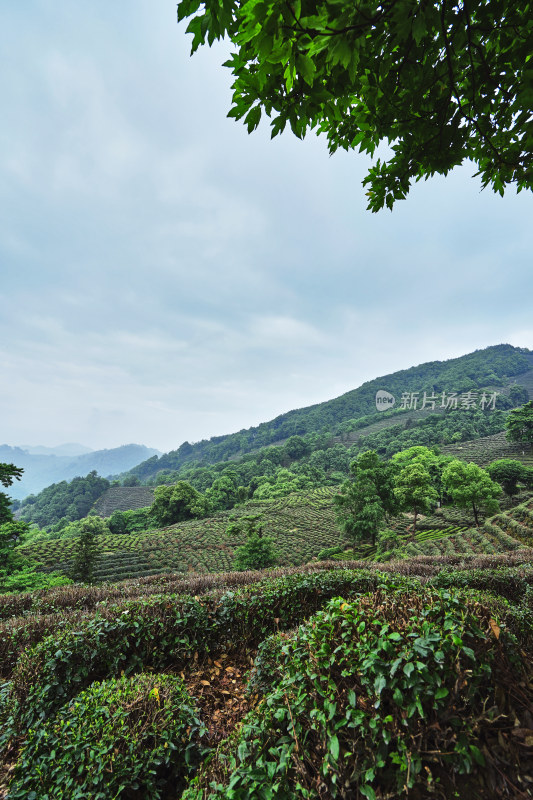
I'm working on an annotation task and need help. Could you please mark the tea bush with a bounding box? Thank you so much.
[8,673,205,800]
[429,565,533,608]
[4,595,211,739]
[190,589,527,799]
[2,570,419,743]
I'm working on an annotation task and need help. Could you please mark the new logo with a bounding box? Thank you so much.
[376,390,396,412]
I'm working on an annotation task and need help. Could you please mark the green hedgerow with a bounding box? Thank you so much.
[8,672,206,800]
[197,589,527,799]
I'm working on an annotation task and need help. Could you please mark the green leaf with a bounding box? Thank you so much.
[470,745,486,766]
[245,106,262,133]
[412,17,427,46]
[403,661,415,677]
[297,54,316,86]
[360,784,377,800]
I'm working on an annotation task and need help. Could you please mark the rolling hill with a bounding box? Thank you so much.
[126,344,532,483]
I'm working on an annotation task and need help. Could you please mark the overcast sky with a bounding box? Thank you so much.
[1,1,532,453]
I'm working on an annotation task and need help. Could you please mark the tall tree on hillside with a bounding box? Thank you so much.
[232,515,278,571]
[177,0,532,210]
[0,520,29,583]
[442,460,501,526]
[392,446,452,505]
[0,463,26,579]
[335,451,398,546]
[205,472,240,511]
[394,461,438,535]
[506,401,533,447]
[0,462,23,524]
[71,517,108,584]
[487,459,530,498]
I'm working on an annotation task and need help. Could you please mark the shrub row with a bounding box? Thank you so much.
[2,570,416,744]
[185,590,530,800]
[4,549,533,621]
[429,565,533,607]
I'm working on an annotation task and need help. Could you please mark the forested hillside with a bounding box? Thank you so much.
[16,472,111,529]
[127,344,532,482]
[9,347,532,532]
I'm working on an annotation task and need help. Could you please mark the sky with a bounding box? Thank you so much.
[1,1,532,453]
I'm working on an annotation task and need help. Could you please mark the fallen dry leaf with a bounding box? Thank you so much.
[489,619,501,640]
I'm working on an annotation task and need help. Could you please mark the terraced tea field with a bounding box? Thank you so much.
[340,498,533,561]
[17,489,347,582]
[442,431,533,468]
[91,486,155,517]
[17,488,533,583]
[513,364,533,399]
[331,407,442,444]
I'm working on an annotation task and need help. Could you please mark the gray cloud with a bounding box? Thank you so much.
[1,0,532,452]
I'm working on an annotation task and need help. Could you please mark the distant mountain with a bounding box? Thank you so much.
[127,343,533,482]
[20,443,94,457]
[0,444,161,500]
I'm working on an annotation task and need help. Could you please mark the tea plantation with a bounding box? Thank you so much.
[1,552,533,799]
[16,488,348,582]
[1,485,532,798]
[443,430,533,468]
[16,487,533,583]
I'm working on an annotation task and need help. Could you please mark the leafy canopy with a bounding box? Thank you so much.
[0,462,23,525]
[150,481,208,526]
[506,400,533,446]
[487,458,532,497]
[442,459,501,525]
[335,450,397,545]
[177,0,533,210]
[393,460,438,534]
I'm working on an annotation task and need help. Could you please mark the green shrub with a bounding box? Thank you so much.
[316,545,345,560]
[376,529,402,555]
[246,631,290,696]
[5,595,211,738]
[4,571,414,741]
[197,589,527,799]
[430,566,533,607]
[8,673,206,800]
[0,568,71,594]
[232,532,278,570]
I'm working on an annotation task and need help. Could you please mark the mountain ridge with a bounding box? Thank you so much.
[127,343,532,482]
[1,443,161,500]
